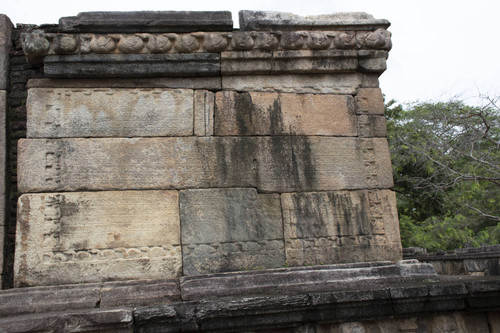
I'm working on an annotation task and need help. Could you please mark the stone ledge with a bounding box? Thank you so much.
[1,264,499,332]
[43,54,220,78]
[59,11,234,33]
[239,11,391,31]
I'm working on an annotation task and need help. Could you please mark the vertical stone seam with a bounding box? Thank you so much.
[279,193,288,267]
[178,190,185,279]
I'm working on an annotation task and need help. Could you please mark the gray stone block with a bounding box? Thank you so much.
[44,53,220,78]
[221,50,358,75]
[282,190,402,266]
[59,11,233,33]
[101,279,181,307]
[27,88,194,138]
[18,137,394,193]
[0,283,101,316]
[358,115,387,137]
[28,77,222,90]
[180,188,284,275]
[0,308,133,333]
[180,262,435,301]
[239,11,390,31]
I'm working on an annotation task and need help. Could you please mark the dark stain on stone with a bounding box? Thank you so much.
[234,92,255,135]
[267,97,285,135]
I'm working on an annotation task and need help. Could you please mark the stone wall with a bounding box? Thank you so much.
[13,10,402,287]
[404,245,500,276]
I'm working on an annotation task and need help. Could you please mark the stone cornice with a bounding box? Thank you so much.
[21,29,391,63]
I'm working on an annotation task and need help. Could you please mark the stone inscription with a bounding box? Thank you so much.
[14,191,181,287]
[27,88,194,138]
[18,137,394,193]
[282,190,401,266]
[222,73,363,95]
[180,188,284,275]
[215,91,356,136]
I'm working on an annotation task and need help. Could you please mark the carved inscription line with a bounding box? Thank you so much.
[182,239,284,256]
[44,140,62,187]
[285,235,388,249]
[42,245,181,263]
[42,194,62,251]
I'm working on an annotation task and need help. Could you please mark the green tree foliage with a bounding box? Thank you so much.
[386,97,500,251]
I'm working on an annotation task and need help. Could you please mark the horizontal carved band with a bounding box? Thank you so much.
[21,29,391,62]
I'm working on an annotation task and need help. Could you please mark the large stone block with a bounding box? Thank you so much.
[358,114,387,137]
[44,53,220,78]
[18,137,394,193]
[59,11,233,33]
[222,73,363,95]
[238,11,390,31]
[214,91,356,136]
[221,50,358,75]
[27,88,194,138]
[14,191,181,287]
[281,190,401,266]
[180,188,284,275]
[28,77,222,90]
[355,88,385,115]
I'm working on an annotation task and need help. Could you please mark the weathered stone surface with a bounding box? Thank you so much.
[180,188,284,275]
[222,73,363,94]
[27,88,194,138]
[21,29,392,62]
[44,53,220,78]
[214,91,356,136]
[0,308,133,333]
[18,137,394,193]
[101,279,181,307]
[180,261,435,301]
[28,77,222,90]
[221,50,358,75]
[194,90,214,136]
[358,114,387,137]
[282,190,401,266]
[355,87,385,114]
[0,15,13,90]
[59,11,233,33]
[14,191,181,287]
[239,11,390,31]
[0,91,5,281]
[0,283,101,316]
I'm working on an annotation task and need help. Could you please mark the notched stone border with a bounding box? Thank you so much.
[21,29,391,62]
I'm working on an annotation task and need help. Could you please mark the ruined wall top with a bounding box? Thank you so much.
[20,10,392,72]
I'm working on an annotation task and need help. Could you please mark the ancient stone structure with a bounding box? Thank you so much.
[13,10,402,286]
[0,10,499,332]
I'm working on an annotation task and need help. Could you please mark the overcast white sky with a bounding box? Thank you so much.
[3,0,499,105]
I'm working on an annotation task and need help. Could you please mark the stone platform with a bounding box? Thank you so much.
[1,262,500,332]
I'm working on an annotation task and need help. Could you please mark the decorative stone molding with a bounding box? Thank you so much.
[21,29,391,62]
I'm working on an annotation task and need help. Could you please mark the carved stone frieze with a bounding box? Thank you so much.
[21,29,392,62]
